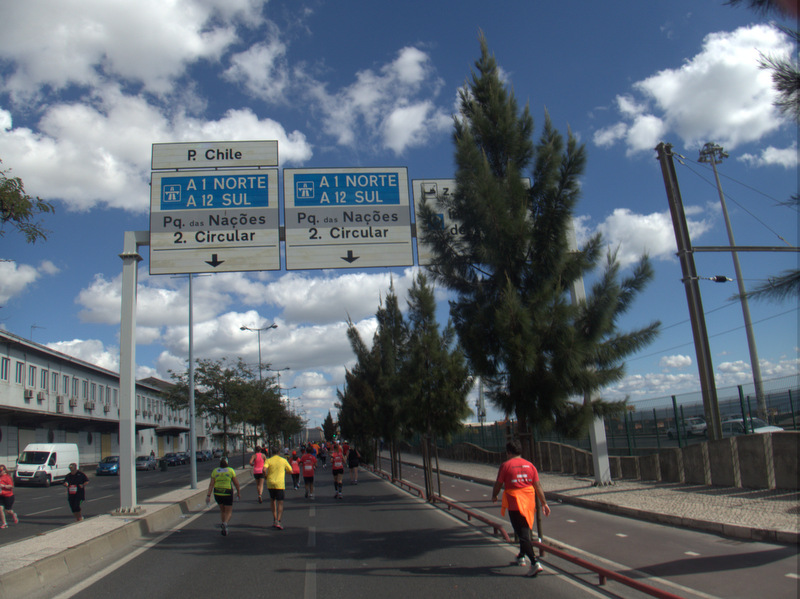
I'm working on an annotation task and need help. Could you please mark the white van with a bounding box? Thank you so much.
[14,443,80,487]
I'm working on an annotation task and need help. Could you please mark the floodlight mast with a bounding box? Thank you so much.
[698,142,766,420]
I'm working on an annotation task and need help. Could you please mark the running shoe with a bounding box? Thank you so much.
[11,514,18,525]
[525,562,543,578]
[515,556,527,566]
[258,495,263,504]
[0,524,6,529]
[220,523,228,536]
[275,522,284,530]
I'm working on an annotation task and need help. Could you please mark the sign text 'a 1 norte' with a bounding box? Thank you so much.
[284,167,413,270]
[149,141,279,275]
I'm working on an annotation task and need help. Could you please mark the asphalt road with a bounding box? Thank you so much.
[400,463,799,599]
[33,470,620,599]
[0,456,238,546]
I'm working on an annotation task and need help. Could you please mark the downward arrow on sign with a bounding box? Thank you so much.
[341,250,360,263]
[206,254,225,267]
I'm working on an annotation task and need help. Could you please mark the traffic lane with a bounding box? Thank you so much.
[67,471,606,599]
[0,460,229,545]
[399,464,799,599]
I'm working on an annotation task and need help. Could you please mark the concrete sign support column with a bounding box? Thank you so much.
[118,230,149,510]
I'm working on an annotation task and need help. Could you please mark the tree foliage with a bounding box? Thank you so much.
[0,160,55,243]
[417,36,659,440]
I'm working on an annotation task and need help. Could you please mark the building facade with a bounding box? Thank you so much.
[0,329,228,467]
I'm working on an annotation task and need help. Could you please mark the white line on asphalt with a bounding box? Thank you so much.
[786,573,799,580]
[615,533,628,538]
[49,502,216,599]
[304,562,316,599]
[308,525,315,547]
[566,519,577,523]
[23,506,62,516]
[685,551,701,556]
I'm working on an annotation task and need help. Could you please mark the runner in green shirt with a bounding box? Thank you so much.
[207,457,241,536]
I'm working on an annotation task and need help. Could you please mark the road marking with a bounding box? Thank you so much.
[24,506,62,516]
[566,519,577,523]
[787,573,799,580]
[615,533,628,538]
[49,501,216,599]
[308,525,316,547]
[685,551,701,556]
[304,562,316,599]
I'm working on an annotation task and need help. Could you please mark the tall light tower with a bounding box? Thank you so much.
[698,142,766,420]
[240,323,278,380]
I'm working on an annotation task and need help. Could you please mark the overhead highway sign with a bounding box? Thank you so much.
[284,167,414,270]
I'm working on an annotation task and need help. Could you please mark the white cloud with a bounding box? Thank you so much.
[47,338,119,372]
[594,24,793,155]
[304,46,450,154]
[738,143,799,168]
[223,30,290,102]
[660,354,693,369]
[588,206,714,266]
[0,260,60,304]
[0,0,262,99]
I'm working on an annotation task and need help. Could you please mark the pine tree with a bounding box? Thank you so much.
[402,272,473,498]
[418,36,660,445]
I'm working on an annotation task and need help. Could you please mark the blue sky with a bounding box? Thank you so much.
[1,0,797,427]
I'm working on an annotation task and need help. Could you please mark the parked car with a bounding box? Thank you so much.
[135,455,158,471]
[195,451,208,462]
[96,455,120,476]
[667,417,707,439]
[203,450,213,461]
[164,452,182,466]
[721,417,783,437]
[212,449,223,458]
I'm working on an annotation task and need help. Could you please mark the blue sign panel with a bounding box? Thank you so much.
[158,173,271,210]
[292,172,402,207]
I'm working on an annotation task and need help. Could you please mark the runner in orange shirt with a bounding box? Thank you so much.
[491,440,550,577]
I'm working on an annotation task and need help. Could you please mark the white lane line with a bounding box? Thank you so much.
[23,506,63,516]
[685,551,701,556]
[304,562,316,599]
[566,519,577,523]
[308,525,316,547]
[615,533,628,538]
[50,502,215,599]
[786,573,799,580]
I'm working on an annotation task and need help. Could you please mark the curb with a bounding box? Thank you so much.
[0,471,253,599]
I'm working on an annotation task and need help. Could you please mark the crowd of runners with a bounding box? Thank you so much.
[207,440,361,536]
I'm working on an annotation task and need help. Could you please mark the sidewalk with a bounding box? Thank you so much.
[390,451,799,545]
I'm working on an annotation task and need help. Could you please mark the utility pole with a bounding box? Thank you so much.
[655,143,722,440]
[698,142,766,420]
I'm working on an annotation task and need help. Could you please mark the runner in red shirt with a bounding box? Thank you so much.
[492,440,550,578]
[330,443,345,499]
[298,445,317,499]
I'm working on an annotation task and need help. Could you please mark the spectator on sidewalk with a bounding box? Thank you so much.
[264,446,293,530]
[0,465,19,528]
[491,440,550,578]
[207,457,241,536]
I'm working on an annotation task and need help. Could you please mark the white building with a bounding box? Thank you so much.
[0,329,228,467]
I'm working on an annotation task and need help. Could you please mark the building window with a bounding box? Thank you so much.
[63,375,69,395]
[98,385,105,403]
[0,357,9,381]
[41,370,49,390]
[72,378,79,398]
[52,372,59,392]
[91,383,96,401]
[82,380,88,399]
[112,388,118,406]
[15,362,24,385]
[28,365,36,387]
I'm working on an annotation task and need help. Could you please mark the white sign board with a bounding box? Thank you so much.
[151,140,278,170]
[149,169,280,275]
[413,178,532,266]
[413,179,459,267]
[284,167,413,270]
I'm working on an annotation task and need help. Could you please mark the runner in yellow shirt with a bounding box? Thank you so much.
[264,446,293,530]
[207,457,241,536]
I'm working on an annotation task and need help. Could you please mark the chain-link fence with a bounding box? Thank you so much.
[434,374,799,457]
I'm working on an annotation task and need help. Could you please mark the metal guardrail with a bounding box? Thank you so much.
[371,463,686,599]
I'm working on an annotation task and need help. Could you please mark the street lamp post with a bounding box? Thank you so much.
[240,323,278,460]
[240,323,278,380]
